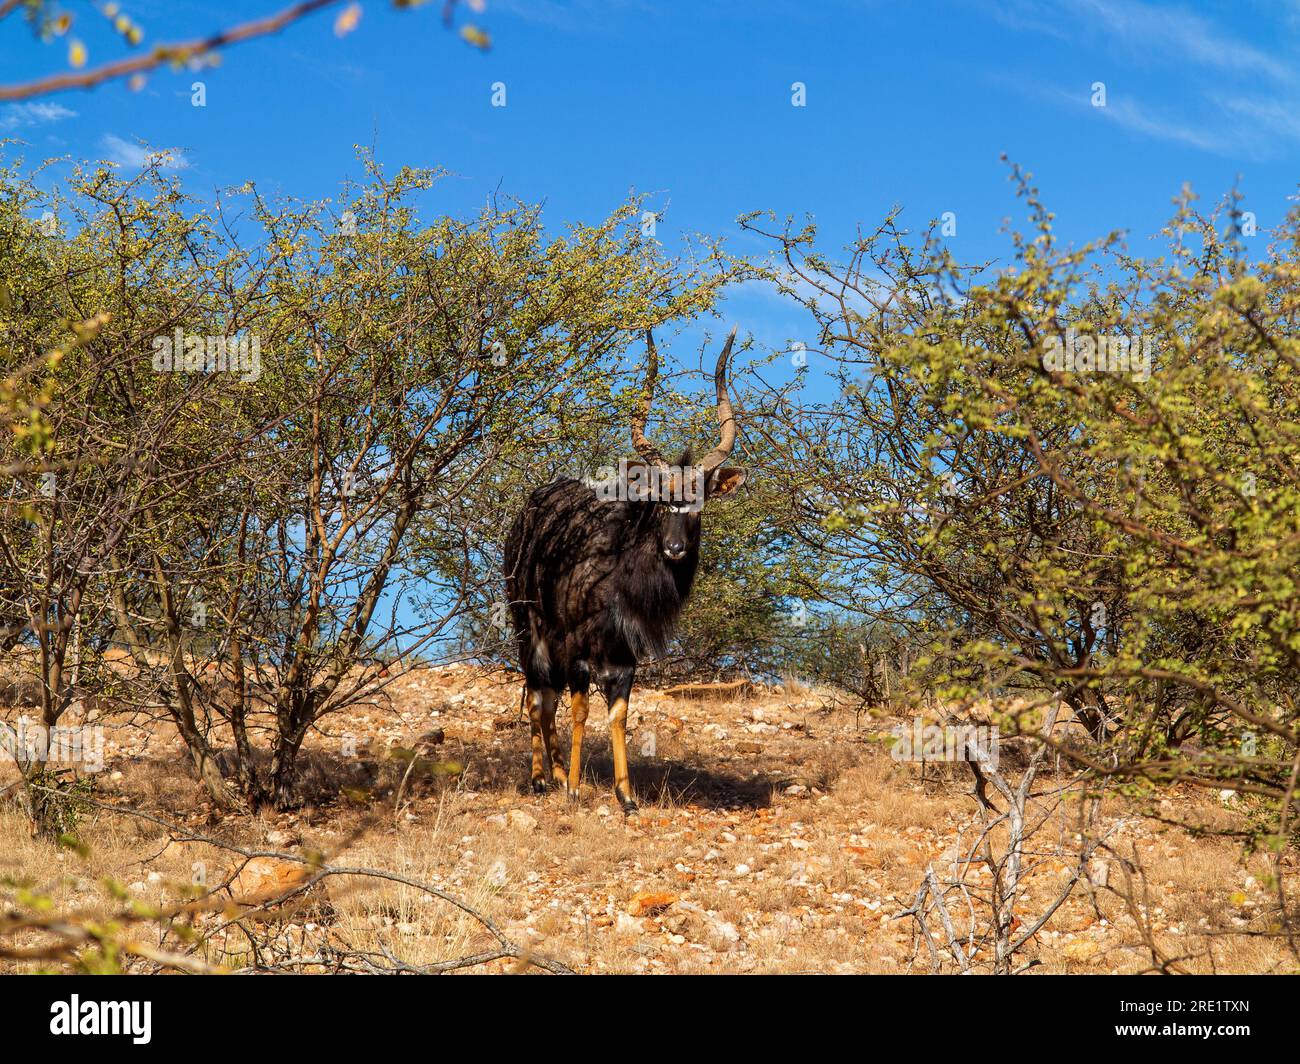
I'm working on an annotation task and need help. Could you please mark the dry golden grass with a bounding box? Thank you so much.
[1,664,1296,974]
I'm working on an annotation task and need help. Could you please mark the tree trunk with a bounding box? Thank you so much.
[268,726,307,810]
[171,707,244,811]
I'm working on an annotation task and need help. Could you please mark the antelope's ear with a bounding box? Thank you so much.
[706,467,746,499]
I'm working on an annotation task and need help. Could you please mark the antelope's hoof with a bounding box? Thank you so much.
[619,796,639,816]
[531,778,547,795]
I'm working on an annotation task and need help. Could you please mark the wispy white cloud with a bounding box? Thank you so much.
[1216,96,1300,145]
[992,1,1298,157]
[1028,84,1279,158]
[101,134,191,170]
[990,0,1289,81]
[0,102,77,132]
[1068,0,1290,82]
[1092,96,1231,154]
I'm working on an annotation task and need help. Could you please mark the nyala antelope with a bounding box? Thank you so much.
[504,327,746,813]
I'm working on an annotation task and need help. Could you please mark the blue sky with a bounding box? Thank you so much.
[2,0,1297,369]
[2,0,1294,647]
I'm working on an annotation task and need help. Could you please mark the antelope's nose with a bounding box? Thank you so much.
[664,542,687,561]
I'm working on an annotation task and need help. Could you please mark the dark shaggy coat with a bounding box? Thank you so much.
[503,477,699,694]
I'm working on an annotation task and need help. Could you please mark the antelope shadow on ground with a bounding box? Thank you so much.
[456,729,779,811]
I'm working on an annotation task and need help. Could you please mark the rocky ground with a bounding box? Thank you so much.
[1,664,1295,974]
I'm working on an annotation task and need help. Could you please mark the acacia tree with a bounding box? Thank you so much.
[0,161,209,829]
[2,154,734,811]
[0,158,301,817]
[747,170,1300,952]
[232,165,733,808]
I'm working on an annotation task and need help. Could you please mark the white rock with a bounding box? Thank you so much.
[509,809,538,831]
[713,919,740,943]
[1087,858,1109,887]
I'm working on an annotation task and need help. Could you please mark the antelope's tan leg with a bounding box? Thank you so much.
[608,696,637,814]
[567,691,589,798]
[542,695,567,789]
[527,687,551,793]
